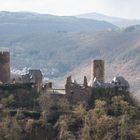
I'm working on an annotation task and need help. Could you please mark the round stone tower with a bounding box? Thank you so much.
[0,51,10,83]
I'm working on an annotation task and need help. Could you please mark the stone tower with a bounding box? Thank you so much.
[0,51,10,83]
[93,60,104,83]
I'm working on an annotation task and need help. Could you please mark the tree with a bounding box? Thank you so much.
[111,96,136,117]
[55,115,76,140]
[1,95,16,108]
[94,99,107,118]
[0,117,25,140]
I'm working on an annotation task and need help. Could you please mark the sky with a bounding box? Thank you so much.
[0,0,140,19]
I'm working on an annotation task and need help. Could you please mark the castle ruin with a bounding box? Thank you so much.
[0,50,130,105]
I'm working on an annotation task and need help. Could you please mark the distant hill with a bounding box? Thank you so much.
[0,11,117,35]
[76,12,140,27]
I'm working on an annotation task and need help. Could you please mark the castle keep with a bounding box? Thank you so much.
[0,51,10,83]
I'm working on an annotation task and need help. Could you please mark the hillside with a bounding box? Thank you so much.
[76,12,140,27]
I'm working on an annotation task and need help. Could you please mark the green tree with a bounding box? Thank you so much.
[111,96,136,117]
[1,95,16,108]
[55,115,76,140]
[94,99,107,118]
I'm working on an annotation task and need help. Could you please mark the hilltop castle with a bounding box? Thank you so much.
[0,51,130,105]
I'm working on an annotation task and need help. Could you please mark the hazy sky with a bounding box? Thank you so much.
[0,0,140,19]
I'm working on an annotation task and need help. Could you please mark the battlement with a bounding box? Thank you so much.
[0,51,10,55]
[0,51,10,62]
[0,47,9,53]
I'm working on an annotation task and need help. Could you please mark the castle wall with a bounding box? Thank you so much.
[65,82,91,104]
[0,51,10,83]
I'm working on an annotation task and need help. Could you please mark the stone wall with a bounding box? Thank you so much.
[65,76,92,104]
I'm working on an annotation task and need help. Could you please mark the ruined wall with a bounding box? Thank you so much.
[65,83,91,104]
[0,51,10,83]
[29,70,43,92]
[93,60,104,83]
[65,76,91,104]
